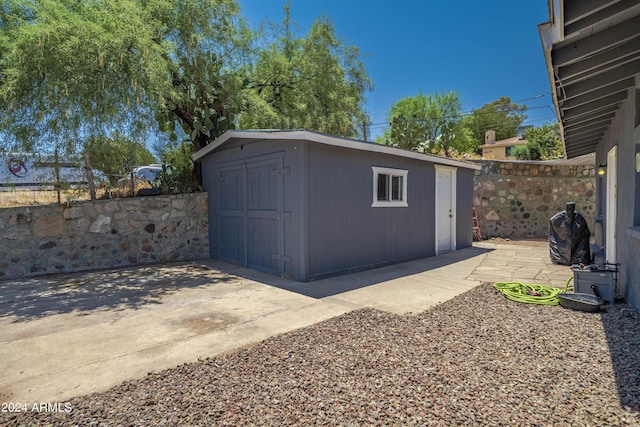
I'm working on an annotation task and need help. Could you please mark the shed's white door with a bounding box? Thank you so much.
[435,166,457,254]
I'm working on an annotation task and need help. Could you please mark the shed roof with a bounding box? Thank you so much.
[192,129,481,170]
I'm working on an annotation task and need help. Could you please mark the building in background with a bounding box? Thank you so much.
[479,130,528,160]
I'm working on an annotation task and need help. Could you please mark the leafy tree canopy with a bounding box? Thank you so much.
[379,91,473,157]
[85,132,157,185]
[465,96,527,152]
[0,0,248,154]
[1,0,371,158]
[237,5,372,139]
[155,0,252,151]
[511,122,563,160]
[157,140,198,193]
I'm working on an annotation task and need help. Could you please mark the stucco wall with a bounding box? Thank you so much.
[595,86,640,309]
[474,160,596,239]
[0,193,208,279]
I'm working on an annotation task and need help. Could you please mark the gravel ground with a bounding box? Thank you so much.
[3,282,640,426]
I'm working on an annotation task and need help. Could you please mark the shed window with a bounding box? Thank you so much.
[372,166,408,207]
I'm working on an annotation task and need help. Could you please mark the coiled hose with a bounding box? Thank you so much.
[493,276,574,305]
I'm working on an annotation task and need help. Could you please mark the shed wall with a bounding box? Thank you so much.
[199,137,476,282]
[305,143,438,280]
[456,168,474,249]
[200,139,307,279]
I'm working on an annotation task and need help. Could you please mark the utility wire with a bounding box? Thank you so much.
[511,93,551,103]
[367,105,557,127]
[368,92,551,122]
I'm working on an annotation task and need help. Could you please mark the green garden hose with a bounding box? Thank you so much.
[493,276,574,305]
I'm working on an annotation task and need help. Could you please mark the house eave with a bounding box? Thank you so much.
[540,0,640,159]
[539,0,567,159]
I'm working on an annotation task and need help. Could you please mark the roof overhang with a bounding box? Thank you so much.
[192,129,482,171]
[539,0,640,158]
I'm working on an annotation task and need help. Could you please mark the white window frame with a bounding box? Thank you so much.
[371,166,408,208]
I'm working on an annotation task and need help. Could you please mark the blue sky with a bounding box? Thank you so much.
[238,0,557,139]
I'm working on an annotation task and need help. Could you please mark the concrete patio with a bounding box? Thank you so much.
[0,239,572,404]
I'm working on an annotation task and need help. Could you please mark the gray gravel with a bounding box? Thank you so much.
[3,282,640,426]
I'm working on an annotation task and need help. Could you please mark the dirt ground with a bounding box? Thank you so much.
[480,236,550,247]
[0,184,151,207]
[0,190,94,207]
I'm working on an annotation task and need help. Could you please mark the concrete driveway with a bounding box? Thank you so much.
[0,240,571,403]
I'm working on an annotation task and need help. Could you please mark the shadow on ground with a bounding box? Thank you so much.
[0,261,239,322]
[0,246,493,322]
[601,305,640,414]
[221,246,494,299]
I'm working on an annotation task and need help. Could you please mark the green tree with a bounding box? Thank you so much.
[380,91,470,157]
[0,0,248,154]
[157,140,199,193]
[153,0,251,151]
[85,132,157,185]
[511,123,563,160]
[238,5,372,139]
[465,97,527,152]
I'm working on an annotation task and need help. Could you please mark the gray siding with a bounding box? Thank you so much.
[200,139,306,279]
[305,143,435,280]
[199,134,477,283]
[456,168,474,249]
[595,87,640,309]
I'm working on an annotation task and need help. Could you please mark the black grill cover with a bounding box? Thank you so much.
[549,203,591,265]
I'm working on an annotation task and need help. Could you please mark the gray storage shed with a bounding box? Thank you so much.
[193,130,481,281]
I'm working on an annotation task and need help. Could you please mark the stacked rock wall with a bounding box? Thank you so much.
[474,161,596,239]
[0,193,208,279]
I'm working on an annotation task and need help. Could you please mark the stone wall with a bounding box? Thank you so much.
[0,192,208,279]
[474,160,596,239]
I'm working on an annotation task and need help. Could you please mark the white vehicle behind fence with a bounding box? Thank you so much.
[0,153,105,191]
[118,164,163,187]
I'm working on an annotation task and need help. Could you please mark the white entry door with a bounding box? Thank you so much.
[435,166,457,254]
